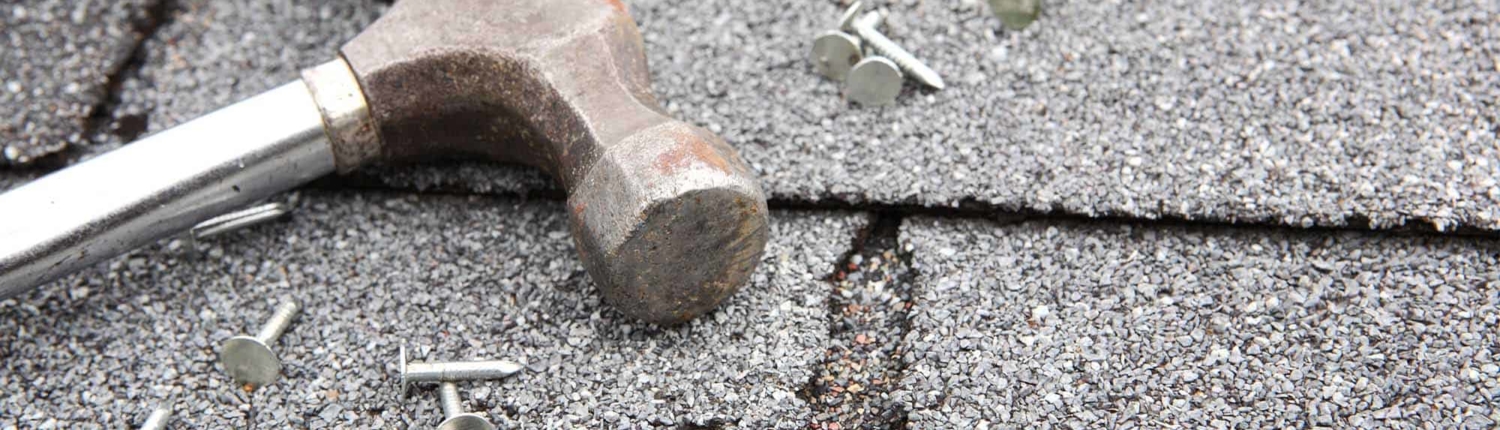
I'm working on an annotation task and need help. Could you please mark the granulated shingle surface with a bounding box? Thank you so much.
[0,171,40,193]
[4,0,1500,427]
[86,0,1500,232]
[105,0,382,148]
[0,191,869,428]
[0,0,158,165]
[383,0,1500,232]
[897,216,1500,428]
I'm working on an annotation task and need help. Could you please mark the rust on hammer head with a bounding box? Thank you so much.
[338,0,769,325]
[654,127,734,175]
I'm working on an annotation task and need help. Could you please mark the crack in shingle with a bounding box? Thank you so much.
[803,213,918,429]
[81,0,175,152]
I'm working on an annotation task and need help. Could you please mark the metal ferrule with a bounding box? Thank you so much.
[303,58,382,173]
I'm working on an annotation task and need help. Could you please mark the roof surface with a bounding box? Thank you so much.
[1,0,1496,428]
[0,0,158,165]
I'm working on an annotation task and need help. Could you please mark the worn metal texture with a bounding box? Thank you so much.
[0,82,336,300]
[303,59,382,173]
[339,0,770,325]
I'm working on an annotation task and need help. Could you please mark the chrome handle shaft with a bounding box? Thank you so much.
[0,80,336,298]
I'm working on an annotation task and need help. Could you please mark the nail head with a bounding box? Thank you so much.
[220,335,280,389]
[438,413,496,430]
[811,31,864,82]
[847,57,904,106]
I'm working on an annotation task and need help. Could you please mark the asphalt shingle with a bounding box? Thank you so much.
[106,0,381,149]
[806,219,916,429]
[0,171,40,193]
[21,0,1482,232]
[897,216,1500,428]
[373,0,1500,232]
[3,0,1499,425]
[0,191,869,428]
[0,0,159,165]
[643,0,1500,232]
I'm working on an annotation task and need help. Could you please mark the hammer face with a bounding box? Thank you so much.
[568,123,770,325]
[340,0,771,323]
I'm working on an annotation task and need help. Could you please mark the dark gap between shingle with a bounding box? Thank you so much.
[804,212,917,430]
[80,0,176,149]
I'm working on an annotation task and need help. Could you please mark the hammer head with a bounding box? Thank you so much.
[338,0,769,325]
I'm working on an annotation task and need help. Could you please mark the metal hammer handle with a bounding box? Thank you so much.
[0,68,347,298]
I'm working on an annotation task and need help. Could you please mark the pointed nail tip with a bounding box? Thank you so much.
[505,361,526,375]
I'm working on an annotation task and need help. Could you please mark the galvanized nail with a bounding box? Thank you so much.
[138,403,172,430]
[989,0,1043,30]
[811,30,864,82]
[400,345,525,385]
[220,301,300,390]
[191,202,292,240]
[436,382,495,430]
[847,57,904,106]
[846,11,945,90]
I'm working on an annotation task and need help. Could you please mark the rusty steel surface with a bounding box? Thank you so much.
[339,0,770,325]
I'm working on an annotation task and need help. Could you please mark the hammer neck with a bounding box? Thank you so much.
[302,58,382,174]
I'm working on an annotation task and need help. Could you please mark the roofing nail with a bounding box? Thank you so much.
[220,301,300,390]
[191,202,292,240]
[846,10,945,90]
[436,382,495,430]
[847,57,904,106]
[400,345,525,386]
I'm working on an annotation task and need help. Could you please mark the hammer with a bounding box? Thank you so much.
[0,0,770,325]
